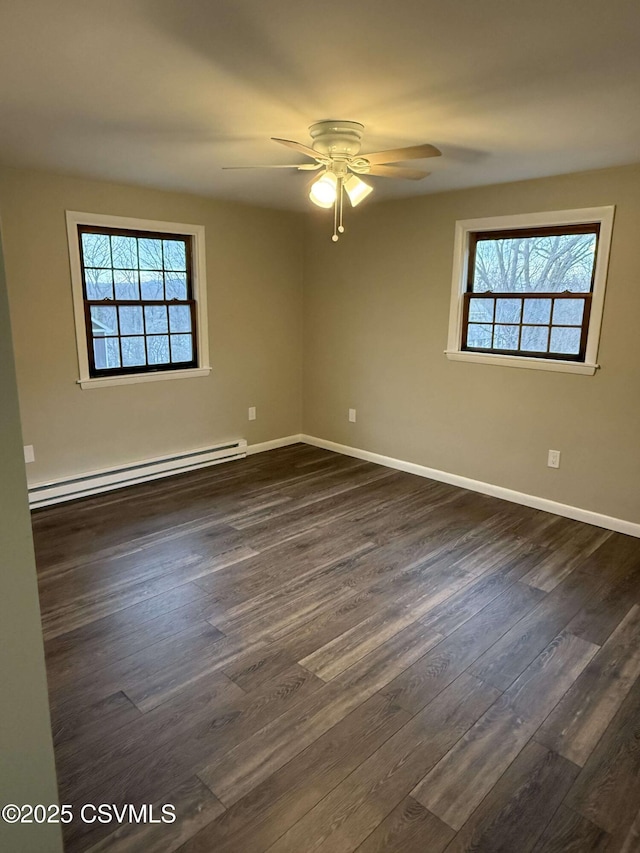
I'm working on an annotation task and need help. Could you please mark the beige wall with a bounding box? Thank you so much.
[303,164,640,525]
[1,161,639,525]
[0,233,62,852]
[0,166,303,485]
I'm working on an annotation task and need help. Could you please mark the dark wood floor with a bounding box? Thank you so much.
[33,444,640,852]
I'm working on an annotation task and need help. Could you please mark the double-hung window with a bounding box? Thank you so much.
[67,212,210,389]
[446,207,615,375]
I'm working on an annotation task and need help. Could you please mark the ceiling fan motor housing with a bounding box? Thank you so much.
[309,120,364,158]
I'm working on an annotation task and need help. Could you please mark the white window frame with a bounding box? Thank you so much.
[66,210,211,389]
[445,206,615,375]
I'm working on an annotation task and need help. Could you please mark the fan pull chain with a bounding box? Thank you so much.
[332,177,346,242]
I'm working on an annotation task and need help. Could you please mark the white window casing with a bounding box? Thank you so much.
[445,206,615,375]
[66,210,211,389]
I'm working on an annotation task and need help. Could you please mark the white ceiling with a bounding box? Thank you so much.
[1,0,639,210]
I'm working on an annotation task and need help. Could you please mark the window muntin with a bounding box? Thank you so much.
[462,224,599,362]
[78,225,197,377]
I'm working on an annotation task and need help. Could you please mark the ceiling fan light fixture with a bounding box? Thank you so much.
[343,173,373,207]
[309,171,338,208]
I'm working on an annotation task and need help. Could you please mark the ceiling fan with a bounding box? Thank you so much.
[224,120,441,241]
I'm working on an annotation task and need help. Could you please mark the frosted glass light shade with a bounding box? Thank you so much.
[343,173,373,207]
[309,171,338,208]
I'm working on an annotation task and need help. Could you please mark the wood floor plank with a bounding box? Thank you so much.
[37,523,250,592]
[217,522,471,640]
[422,548,549,637]
[122,633,272,712]
[565,675,640,836]
[299,562,471,681]
[573,531,640,581]
[520,526,611,592]
[469,569,604,690]
[48,620,229,711]
[228,528,530,681]
[47,618,232,713]
[179,694,411,853]
[240,470,413,550]
[199,622,445,807]
[85,777,225,853]
[614,807,640,853]
[51,690,141,753]
[40,544,256,640]
[412,631,598,830]
[567,558,640,646]
[45,586,220,685]
[443,741,579,852]
[61,665,324,850]
[58,669,246,799]
[383,581,545,714]
[264,674,499,853]
[531,805,610,852]
[223,645,299,692]
[355,797,454,853]
[193,520,376,601]
[536,604,640,765]
[32,446,640,853]
[229,462,390,529]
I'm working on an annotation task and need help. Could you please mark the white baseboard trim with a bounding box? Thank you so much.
[246,435,303,455]
[301,434,640,539]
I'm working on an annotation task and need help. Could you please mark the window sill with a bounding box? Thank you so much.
[78,366,211,389]
[444,351,598,375]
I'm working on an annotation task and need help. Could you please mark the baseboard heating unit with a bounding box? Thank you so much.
[28,440,247,509]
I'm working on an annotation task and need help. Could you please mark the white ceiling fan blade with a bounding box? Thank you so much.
[364,144,441,165]
[222,164,318,170]
[271,137,322,160]
[367,164,431,180]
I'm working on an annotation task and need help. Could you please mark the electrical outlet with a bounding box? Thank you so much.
[24,445,35,463]
[248,407,256,421]
[348,408,356,423]
[548,449,561,469]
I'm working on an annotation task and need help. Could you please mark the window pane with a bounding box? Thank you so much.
[466,323,492,349]
[493,324,520,350]
[144,305,168,333]
[473,231,597,293]
[121,336,147,367]
[90,305,118,335]
[114,269,140,300]
[170,334,193,363]
[93,337,120,369]
[550,327,581,354]
[495,298,522,324]
[523,298,552,325]
[165,271,188,300]
[521,326,549,353]
[80,224,197,379]
[82,233,111,268]
[169,305,192,333]
[147,335,170,365]
[552,298,584,326]
[85,269,114,300]
[163,240,187,271]
[118,306,143,335]
[138,238,164,270]
[140,271,164,300]
[111,235,138,269]
[468,298,494,322]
